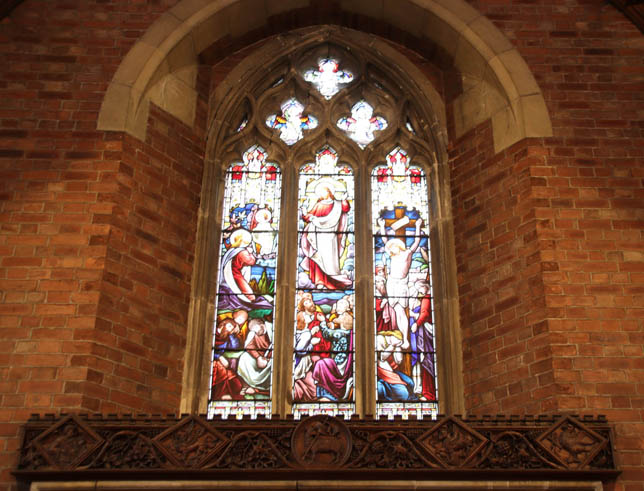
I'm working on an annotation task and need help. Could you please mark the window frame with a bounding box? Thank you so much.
[180,26,464,418]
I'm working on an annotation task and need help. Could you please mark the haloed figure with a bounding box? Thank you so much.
[219,228,272,311]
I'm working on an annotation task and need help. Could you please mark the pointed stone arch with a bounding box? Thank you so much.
[97,0,552,153]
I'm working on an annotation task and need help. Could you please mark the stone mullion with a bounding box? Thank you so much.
[272,158,298,417]
[354,159,375,417]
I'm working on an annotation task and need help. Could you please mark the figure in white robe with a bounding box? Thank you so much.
[300,183,352,290]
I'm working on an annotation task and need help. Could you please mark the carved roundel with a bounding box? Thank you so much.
[291,415,352,468]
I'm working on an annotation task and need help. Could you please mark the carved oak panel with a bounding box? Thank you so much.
[15,414,619,487]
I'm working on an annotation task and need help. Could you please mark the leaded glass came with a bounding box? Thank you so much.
[336,100,387,148]
[304,58,354,99]
[266,98,318,146]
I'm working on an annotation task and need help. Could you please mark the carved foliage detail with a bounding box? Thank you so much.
[211,431,289,469]
[351,431,435,469]
[88,431,167,469]
[16,414,618,477]
[476,431,561,470]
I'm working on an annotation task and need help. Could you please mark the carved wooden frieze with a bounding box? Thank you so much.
[15,414,619,485]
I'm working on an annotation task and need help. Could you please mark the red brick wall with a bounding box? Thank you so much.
[450,126,554,416]
[451,124,644,488]
[450,2,644,488]
[89,101,205,414]
[0,0,643,490]
[0,3,208,485]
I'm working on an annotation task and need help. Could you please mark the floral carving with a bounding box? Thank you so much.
[476,431,560,469]
[16,414,618,485]
[88,431,167,469]
[351,431,434,469]
[210,431,289,469]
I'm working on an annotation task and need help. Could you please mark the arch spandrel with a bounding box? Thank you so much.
[97,0,552,153]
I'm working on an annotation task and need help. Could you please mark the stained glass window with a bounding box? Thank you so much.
[208,145,281,419]
[372,147,438,419]
[337,100,387,148]
[292,146,355,419]
[266,98,318,146]
[304,58,353,99]
[201,44,447,422]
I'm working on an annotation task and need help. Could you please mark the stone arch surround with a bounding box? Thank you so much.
[97,0,553,153]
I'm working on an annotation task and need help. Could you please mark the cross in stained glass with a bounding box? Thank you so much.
[337,100,387,149]
[380,206,421,238]
[266,98,318,146]
[304,58,354,99]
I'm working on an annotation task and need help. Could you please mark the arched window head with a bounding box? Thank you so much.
[190,28,460,421]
